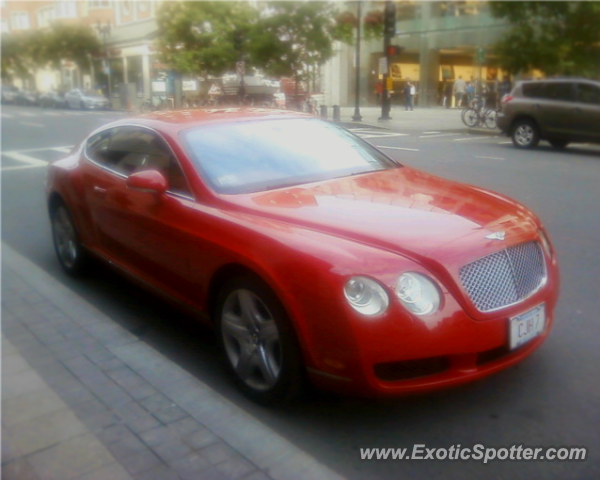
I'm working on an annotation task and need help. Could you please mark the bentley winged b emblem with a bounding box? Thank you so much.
[485,231,506,241]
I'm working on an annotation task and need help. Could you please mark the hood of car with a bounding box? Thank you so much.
[228,167,540,265]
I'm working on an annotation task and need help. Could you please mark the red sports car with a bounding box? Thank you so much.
[46,109,559,403]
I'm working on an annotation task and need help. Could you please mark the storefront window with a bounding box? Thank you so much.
[109,58,124,97]
[126,55,144,98]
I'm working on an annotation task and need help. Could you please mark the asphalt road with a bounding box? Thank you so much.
[2,104,599,480]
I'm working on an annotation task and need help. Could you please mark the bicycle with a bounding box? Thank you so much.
[461,104,498,129]
[139,96,171,113]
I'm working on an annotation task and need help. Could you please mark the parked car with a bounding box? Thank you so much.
[39,90,68,109]
[497,78,600,149]
[46,109,559,404]
[64,89,111,110]
[14,89,39,106]
[1,85,19,104]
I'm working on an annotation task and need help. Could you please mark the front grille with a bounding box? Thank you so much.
[459,241,546,312]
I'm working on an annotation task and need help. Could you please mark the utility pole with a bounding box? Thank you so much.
[234,29,245,105]
[352,1,363,122]
[96,21,111,98]
[379,1,395,120]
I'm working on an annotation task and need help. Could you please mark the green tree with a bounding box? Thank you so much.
[489,1,600,77]
[155,1,257,78]
[1,24,100,84]
[249,1,341,95]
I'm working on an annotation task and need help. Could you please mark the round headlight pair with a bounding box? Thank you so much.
[395,272,441,316]
[344,277,389,316]
[343,272,441,317]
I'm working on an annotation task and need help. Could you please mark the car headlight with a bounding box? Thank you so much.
[344,276,389,316]
[396,272,441,316]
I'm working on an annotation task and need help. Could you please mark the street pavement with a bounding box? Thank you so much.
[1,243,345,480]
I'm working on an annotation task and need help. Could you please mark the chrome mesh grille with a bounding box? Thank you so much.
[459,241,546,312]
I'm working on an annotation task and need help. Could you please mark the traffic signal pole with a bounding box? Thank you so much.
[379,1,395,120]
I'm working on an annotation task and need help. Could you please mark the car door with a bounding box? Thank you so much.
[573,82,600,142]
[81,126,200,299]
[535,82,577,138]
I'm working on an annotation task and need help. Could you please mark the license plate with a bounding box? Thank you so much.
[510,304,545,350]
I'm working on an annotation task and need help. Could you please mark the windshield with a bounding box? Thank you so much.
[181,118,400,194]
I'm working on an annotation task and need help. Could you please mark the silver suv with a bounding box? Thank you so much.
[496,78,600,149]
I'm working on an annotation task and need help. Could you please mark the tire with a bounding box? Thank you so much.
[50,202,89,276]
[548,138,569,149]
[216,275,304,404]
[483,109,498,130]
[461,108,480,128]
[511,119,540,149]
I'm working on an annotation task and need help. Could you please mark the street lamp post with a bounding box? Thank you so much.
[352,1,363,122]
[96,21,111,98]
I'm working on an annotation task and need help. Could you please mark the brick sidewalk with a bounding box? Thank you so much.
[1,243,346,480]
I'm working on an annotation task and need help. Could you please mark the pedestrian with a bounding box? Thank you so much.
[403,80,413,111]
[466,81,475,107]
[444,81,453,108]
[409,82,416,109]
[453,75,467,108]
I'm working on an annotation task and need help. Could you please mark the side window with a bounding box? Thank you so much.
[87,126,192,197]
[522,83,545,98]
[542,82,575,102]
[86,129,113,166]
[577,83,600,105]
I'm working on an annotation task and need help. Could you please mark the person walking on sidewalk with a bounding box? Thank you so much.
[404,80,414,111]
[453,75,467,108]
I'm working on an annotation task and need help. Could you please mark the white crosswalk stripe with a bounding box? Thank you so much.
[1,145,74,172]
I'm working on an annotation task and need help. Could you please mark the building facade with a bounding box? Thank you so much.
[3,1,522,109]
[323,1,513,108]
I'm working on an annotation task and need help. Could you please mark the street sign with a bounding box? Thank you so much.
[379,57,387,75]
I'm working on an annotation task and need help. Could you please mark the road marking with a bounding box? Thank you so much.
[377,146,420,152]
[498,141,512,144]
[423,131,441,134]
[17,112,37,117]
[350,128,409,139]
[19,121,44,128]
[2,151,48,170]
[454,136,497,142]
[419,133,461,138]
[475,155,505,160]
[1,113,14,118]
[8,145,73,154]
[50,147,72,153]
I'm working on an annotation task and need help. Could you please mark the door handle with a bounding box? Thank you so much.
[93,186,107,195]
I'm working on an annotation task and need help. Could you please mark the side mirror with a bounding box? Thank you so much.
[126,169,168,195]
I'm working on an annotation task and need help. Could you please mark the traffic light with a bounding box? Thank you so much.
[387,45,403,58]
[384,2,396,37]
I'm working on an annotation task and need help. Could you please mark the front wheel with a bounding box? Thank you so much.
[216,275,304,404]
[50,202,89,276]
[511,119,540,149]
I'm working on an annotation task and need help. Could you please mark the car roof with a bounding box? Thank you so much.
[106,108,314,135]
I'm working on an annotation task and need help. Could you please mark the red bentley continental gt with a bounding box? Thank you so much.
[46,109,559,403]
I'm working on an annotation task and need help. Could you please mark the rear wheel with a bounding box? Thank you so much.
[461,108,480,128]
[483,109,498,129]
[216,275,304,404]
[511,119,540,149]
[50,202,89,276]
